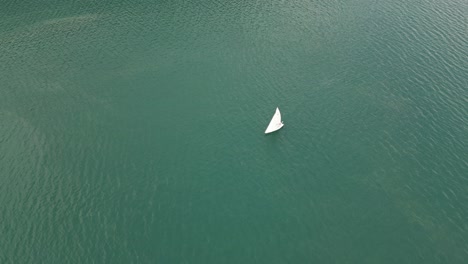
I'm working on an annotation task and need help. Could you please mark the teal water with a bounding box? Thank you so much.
[1,0,467,263]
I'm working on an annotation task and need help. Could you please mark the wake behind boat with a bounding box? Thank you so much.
[265,107,284,134]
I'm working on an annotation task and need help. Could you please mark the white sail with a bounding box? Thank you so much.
[265,107,284,134]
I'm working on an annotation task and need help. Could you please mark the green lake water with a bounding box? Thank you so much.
[1,0,467,263]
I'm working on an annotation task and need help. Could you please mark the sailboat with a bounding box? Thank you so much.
[265,107,284,134]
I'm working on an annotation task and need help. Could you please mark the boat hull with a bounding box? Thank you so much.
[265,123,284,134]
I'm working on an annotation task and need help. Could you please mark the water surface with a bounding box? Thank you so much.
[1,0,467,263]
